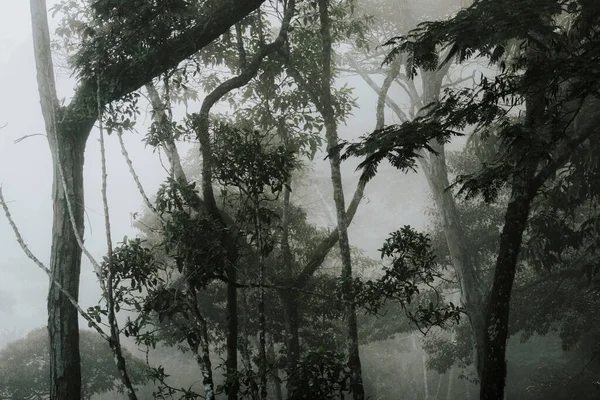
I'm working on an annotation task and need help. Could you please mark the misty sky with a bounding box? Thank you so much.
[0,1,438,343]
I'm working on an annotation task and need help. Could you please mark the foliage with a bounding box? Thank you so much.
[350,226,463,333]
[287,348,353,400]
[423,128,600,393]
[0,328,148,400]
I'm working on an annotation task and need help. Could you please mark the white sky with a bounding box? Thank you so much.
[0,1,440,343]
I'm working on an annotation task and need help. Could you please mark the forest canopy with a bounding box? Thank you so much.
[0,0,599,399]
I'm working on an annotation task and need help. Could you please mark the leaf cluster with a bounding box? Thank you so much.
[349,226,463,333]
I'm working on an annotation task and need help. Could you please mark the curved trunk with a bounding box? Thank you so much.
[317,1,364,398]
[479,173,535,399]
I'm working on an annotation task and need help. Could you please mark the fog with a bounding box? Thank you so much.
[1,1,598,400]
[0,10,432,341]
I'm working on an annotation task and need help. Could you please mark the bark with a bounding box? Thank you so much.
[30,2,88,398]
[292,180,366,289]
[479,40,548,399]
[478,94,600,399]
[280,290,301,372]
[267,334,283,400]
[193,8,295,396]
[189,288,217,400]
[258,291,268,400]
[445,367,454,400]
[479,172,535,400]
[423,138,486,376]
[418,87,486,374]
[255,202,268,400]
[240,289,254,370]
[97,84,138,400]
[420,68,487,378]
[69,0,269,119]
[317,1,364,398]
[279,182,302,393]
[225,263,239,400]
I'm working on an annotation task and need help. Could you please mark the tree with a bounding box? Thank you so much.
[343,0,487,377]
[114,1,375,397]
[0,327,147,400]
[344,0,600,398]
[29,0,270,397]
[424,125,600,399]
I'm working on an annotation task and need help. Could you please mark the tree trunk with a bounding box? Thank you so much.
[445,367,454,400]
[258,289,268,400]
[419,70,487,377]
[30,1,273,397]
[280,290,301,386]
[479,175,534,399]
[480,41,546,399]
[317,1,364,398]
[30,1,90,398]
[188,287,216,400]
[422,138,486,376]
[226,264,239,400]
[357,59,487,378]
[47,129,86,400]
[267,334,283,400]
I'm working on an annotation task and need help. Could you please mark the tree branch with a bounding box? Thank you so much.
[64,0,269,133]
[346,56,409,123]
[294,179,366,289]
[0,187,110,343]
[195,0,296,214]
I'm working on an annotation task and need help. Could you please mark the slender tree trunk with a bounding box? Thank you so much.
[445,367,454,400]
[422,353,429,399]
[226,263,239,400]
[187,288,216,400]
[30,1,90,398]
[240,289,254,370]
[47,129,86,400]
[422,137,486,376]
[31,2,275,397]
[480,41,547,399]
[433,373,443,400]
[420,71,487,378]
[280,291,301,372]
[317,1,364,398]
[279,180,302,396]
[479,175,534,399]
[258,292,268,400]
[267,334,283,400]
[255,205,268,400]
[357,59,488,378]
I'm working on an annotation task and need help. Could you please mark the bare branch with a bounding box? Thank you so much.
[0,186,110,342]
[116,130,163,220]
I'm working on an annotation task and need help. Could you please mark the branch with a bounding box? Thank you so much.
[441,70,476,89]
[0,186,110,343]
[144,83,189,183]
[532,97,600,192]
[116,130,163,220]
[376,59,402,129]
[195,0,296,214]
[64,0,268,133]
[346,56,409,123]
[294,179,366,289]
